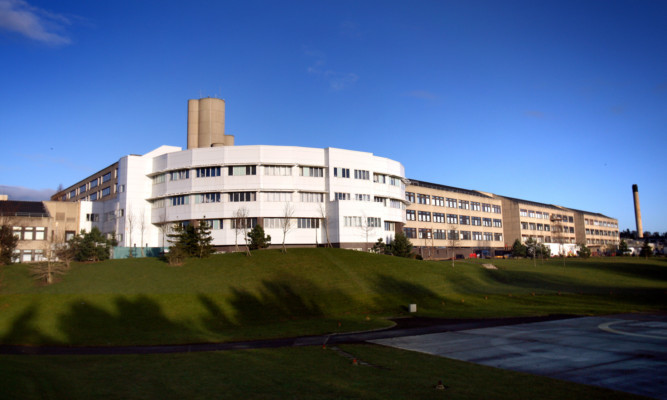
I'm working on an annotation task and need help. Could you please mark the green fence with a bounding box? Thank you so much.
[112,247,166,259]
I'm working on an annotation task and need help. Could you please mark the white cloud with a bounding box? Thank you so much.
[0,185,55,201]
[304,46,358,91]
[0,0,71,45]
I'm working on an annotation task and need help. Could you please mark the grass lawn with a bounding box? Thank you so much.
[0,344,647,400]
[1,249,666,346]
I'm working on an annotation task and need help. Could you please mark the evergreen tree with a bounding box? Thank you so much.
[197,221,213,258]
[0,225,19,265]
[511,239,527,258]
[618,240,630,256]
[391,232,413,258]
[247,225,271,250]
[640,240,653,258]
[71,227,114,262]
[577,243,591,258]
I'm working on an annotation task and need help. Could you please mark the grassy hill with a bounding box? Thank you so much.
[1,248,666,346]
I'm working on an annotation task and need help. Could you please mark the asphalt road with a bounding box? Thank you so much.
[372,313,667,400]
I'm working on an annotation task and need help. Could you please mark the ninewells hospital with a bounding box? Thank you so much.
[48,98,620,258]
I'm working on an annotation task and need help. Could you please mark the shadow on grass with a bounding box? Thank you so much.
[371,274,444,311]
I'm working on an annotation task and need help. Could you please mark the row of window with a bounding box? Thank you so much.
[521,235,576,244]
[64,169,117,200]
[194,217,325,231]
[343,216,383,228]
[404,228,503,242]
[154,191,327,208]
[154,166,337,184]
[12,226,46,240]
[585,219,618,228]
[520,209,574,223]
[585,229,618,237]
[407,211,502,227]
[520,222,569,232]
[406,193,502,213]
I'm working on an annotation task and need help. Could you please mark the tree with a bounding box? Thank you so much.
[318,203,331,248]
[391,231,413,258]
[359,215,379,252]
[280,203,295,253]
[537,243,551,260]
[577,242,591,258]
[126,208,136,257]
[619,239,630,256]
[511,239,527,258]
[70,227,115,262]
[640,239,653,258]
[0,225,19,265]
[197,220,213,258]
[247,224,271,250]
[233,207,250,254]
[138,209,147,257]
[447,225,460,267]
[372,238,387,254]
[525,237,538,266]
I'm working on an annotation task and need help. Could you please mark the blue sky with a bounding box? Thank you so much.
[1,0,665,233]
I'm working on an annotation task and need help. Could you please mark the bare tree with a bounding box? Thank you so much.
[156,213,171,250]
[126,207,136,258]
[280,202,295,253]
[32,230,67,284]
[138,208,147,257]
[447,225,460,267]
[233,207,251,256]
[551,215,567,267]
[359,214,378,252]
[317,202,331,247]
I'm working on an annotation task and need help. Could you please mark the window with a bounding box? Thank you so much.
[434,229,446,240]
[170,169,190,181]
[229,192,256,202]
[69,190,76,199]
[300,192,324,202]
[344,216,362,227]
[202,219,223,230]
[406,210,416,221]
[472,217,481,226]
[389,177,401,187]
[448,230,459,240]
[433,196,444,207]
[300,166,324,177]
[446,198,457,208]
[493,219,502,227]
[90,192,97,201]
[86,213,100,222]
[543,212,549,220]
[384,221,396,231]
[461,231,471,240]
[404,228,416,238]
[355,194,371,201]
[152,199,165,208]
[390,199,403,209]
[263,192,292,202]
[334,168,350,178]
[90,179,98,189]
[484,232,493,241]
[418,211,431,222]
[65,231,75,241]
[264,165,292,176]
[335,192,350,201]
[405,192,415,203]
[568,216,574,223]
[433,213,445,223]
[536,211,543,219]
[195,193,221,203]
[374,196,387,206]
[417,194,430,205]
[12,227,22,239]
[459,200,469,210]
[170,195,189,206]
[471,202,481,211]
[521,222,528,230]
[79,184,86,193]
[229,165,257,176]
[153,174,166,184]
[418,228,431,239]
[482,203,491,212]
[493,205,502,214]
[537,223,544,231]
[298,218,319,229]
[529,223,536,230]
[494,233,503,241]
[472,231,483,241]
[569,227,575,233]
[354,169,369,180]
[446,214,458,224]
[482,218,492,227]
[263,218,286,229]
[373,173,386,183]
[367,217,381,227]
[23,227,35,240]
[230,218,258,230]
[520,209,527,217]
[196,167,221,177]
[102,172,111,183]
[459,215,470,225]
[102,187,111,197]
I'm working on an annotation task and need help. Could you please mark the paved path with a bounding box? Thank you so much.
[372,313,667,400]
